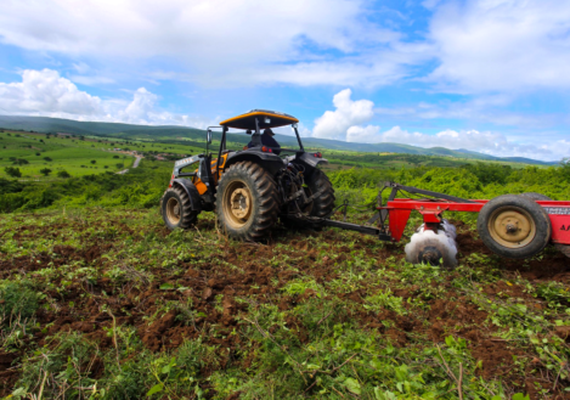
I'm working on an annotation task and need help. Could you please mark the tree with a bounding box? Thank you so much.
[40,168,52,176]
[91,160,96,164]
[5,166,21,178]
[57,170,71,178]
[13,158,29,165]
[43,157,53,162]
[561,158,570,181]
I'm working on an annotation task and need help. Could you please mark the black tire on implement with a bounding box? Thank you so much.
[282,168,335,228]
[477,194,551,259]
[521,192,570,258]
[521,192,551,201]
[161,184,201,230]
[216,161,279,242]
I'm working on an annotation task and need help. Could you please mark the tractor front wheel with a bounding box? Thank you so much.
[217,161,279,241]
[161,185,201,230]
[477,194,551,259]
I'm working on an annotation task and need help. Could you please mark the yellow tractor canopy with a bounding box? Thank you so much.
[219,109,299,130]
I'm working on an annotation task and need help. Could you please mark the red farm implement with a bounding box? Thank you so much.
[321,182,570,268]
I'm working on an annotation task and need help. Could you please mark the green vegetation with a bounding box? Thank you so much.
[327,162,570,209]
[1,127,569,399]
[1,209,568,398]
[0,130,205,180]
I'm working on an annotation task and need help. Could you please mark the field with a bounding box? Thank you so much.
[1,209,569,399]
[1,130,570,399]
[0,130,212,180]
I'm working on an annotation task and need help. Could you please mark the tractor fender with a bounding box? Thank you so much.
[171,178,202,212]
[295,152,329,169]
[225,152,285,176]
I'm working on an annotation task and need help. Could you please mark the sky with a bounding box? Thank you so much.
[0,0,569,161]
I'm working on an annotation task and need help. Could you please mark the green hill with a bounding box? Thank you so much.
[0,115,555,165]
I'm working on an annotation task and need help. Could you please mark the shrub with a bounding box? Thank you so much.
[43,157,53,162]
[12,158,29,166]
[560,158,570,182]
[0,281,42,327]
[57,170,71,178]
[40,168,52,176]
[0,178,24,194]
[4,166,21,178]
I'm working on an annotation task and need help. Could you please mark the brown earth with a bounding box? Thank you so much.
[0,217,569,399]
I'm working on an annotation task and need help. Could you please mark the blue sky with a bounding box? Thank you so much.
[0,0,569,160]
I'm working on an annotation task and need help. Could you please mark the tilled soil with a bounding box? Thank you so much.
[1,214,569,399]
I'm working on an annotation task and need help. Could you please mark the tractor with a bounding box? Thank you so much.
[161,109,570,267]
[160,109,335,241]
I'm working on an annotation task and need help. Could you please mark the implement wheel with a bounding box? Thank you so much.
[217,161,279,241]
[521,192,570,258]
[161,184,201,230]
[477,194,551,259]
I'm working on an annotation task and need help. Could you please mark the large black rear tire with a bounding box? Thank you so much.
[216,161,279,242]
[477,194,551,259]
[282,168,335,228]
[161,184,201,230]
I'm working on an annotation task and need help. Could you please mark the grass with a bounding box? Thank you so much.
[1,128,569,398]
[0,208,568,399]
[0,130,206,180]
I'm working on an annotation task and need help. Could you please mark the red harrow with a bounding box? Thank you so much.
[321,182,570,267]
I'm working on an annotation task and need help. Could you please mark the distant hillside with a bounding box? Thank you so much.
[0,115,555,165]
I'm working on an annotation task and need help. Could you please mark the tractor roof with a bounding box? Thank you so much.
[219,109,299,130]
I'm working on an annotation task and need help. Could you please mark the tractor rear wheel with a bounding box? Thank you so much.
[305,169,335,218]
[282,168,335,228]
[477,194,551,259]
[161,185,201,230]
[217,161,279,241]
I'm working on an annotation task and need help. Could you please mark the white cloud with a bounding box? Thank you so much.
[121,88,158,124]
[375,95,559,129]
[379,126,508,150]
[346,125,381,143]
[0,69,102,116]
[0,69,216,128]
[0,0,427,88]
[310,89,568,160]
[69,75,115,86]
[312,89,376,140]
[428,0,570,93]
[351,125,570,161]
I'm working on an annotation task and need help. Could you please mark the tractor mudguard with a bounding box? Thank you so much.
[171,178,202,212]
[295,152,328,168]
[225,151,285,176]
